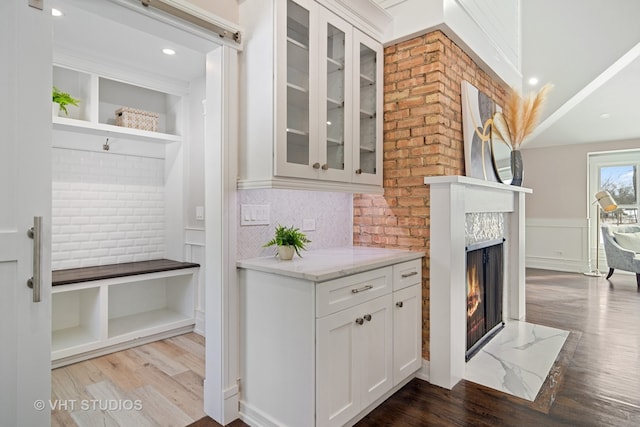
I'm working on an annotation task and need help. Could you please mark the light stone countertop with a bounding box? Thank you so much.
[237,246,424,282]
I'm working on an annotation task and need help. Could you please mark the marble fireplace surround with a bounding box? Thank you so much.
[424,176,532,389]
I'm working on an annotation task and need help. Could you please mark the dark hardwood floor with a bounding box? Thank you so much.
[193,269,640,427]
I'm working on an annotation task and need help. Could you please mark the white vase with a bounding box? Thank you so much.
[277,245,295,260]
[52,101,60,118]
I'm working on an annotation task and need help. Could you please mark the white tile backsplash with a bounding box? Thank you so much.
[237,188,353,260]
[52,148,165,270]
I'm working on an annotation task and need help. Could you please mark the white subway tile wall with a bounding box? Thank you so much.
[52,148,165,270]
[237,188,353,260]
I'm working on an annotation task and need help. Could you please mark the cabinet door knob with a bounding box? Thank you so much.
[396,301,404,308]
[355,318,364,325]
[355,168,362,175]
[312,162,320,169]
[321,163,329,170]
[363,314,372,322]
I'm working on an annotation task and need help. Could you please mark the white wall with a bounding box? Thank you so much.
[185,77,206,229]
[523,138,640,272]
[237,189,354,260]
[51,148,166,270]
[381,0,522,88]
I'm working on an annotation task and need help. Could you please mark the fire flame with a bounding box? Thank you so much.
[467,264,482,318]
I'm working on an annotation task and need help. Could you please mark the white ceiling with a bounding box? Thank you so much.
[56,0,640,149]
[374,0,640,149]
[51,0,219,85]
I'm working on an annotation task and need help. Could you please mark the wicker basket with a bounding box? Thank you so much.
[115,107,159,132]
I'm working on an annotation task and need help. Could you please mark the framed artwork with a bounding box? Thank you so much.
[461,81,500,182]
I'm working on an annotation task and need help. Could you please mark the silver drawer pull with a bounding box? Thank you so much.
[401,271,418,278]
[351,284,373,294]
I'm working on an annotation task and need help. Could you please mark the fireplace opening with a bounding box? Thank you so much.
[466,238,504,361]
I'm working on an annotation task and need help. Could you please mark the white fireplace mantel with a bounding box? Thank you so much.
[424,176,532,390]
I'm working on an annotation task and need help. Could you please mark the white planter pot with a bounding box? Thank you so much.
[277,245,295,260]
[52,101,60,118]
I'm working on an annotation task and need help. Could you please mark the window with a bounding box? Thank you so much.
[599,164,638,224]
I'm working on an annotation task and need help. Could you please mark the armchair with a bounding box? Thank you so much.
[601,224,640,288]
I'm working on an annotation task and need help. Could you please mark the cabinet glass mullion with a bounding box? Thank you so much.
[359,43,377,175]
[325,23,346,171]
[286,0,311,166]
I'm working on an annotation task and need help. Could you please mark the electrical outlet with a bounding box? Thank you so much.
[302,219,316,231]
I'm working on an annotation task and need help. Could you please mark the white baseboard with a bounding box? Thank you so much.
[526,256,587,273]
[194,309,205,335]
[415,358,430,382]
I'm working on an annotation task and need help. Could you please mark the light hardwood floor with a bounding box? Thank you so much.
[51,333,205,427]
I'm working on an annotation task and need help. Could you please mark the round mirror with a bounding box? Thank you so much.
[491,139,512,184]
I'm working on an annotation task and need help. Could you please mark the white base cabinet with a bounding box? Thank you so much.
[239,256,422,427]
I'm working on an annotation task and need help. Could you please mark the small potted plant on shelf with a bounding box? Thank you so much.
[52,86,80,117]
[263,224,311,260]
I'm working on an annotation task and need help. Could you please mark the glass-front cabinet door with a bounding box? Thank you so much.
[318,8,352,182]
[275,0,319,179]
[352,30,383,186]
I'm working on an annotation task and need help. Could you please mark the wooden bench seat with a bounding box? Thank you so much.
[52,259,200,286]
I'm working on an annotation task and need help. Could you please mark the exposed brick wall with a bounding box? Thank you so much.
[354,31,506,360]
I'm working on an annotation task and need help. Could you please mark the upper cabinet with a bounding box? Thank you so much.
[239,0,388,193]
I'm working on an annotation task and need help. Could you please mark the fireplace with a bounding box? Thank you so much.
[466,239,504,361]
[424,176,530,389]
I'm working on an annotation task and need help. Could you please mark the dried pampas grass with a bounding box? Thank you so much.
[492,83,553,150]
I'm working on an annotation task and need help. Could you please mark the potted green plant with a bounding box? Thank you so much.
[52,86,80,117]
[263,225,311,260]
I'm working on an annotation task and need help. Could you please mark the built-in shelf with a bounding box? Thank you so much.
[327,57,344,73]
[52,326,100,353]
[327,97,343,109]
[360,73,375,86]
[360,109,375,119]
[53,117,182,143]
[287,36,308,51]
[108,308,192,338]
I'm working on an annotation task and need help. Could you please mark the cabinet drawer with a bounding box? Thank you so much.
[316,267,392,318]
[393,259,422,291]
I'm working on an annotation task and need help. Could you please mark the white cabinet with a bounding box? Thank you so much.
[238,251,423,427]
[392,259,422,385]
[316,294,392,427]
[239,0,387,193]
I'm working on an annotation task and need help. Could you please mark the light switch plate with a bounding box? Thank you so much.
[240,204,270,226]
[195,206,204,220]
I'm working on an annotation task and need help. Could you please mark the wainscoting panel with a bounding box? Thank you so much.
[185,228,205,335]
[525,218,589,273]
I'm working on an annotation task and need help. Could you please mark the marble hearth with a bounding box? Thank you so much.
[424,176,532,389]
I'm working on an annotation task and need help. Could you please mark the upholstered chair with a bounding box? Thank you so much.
[601,224,640,288]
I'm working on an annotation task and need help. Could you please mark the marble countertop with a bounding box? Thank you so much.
[237,246,424,282]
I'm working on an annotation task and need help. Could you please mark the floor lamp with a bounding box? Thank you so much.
[584,190,618,277]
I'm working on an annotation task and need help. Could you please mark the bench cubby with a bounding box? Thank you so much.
[51,259,199,368]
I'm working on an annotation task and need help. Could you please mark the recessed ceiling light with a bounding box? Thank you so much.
[600,113,611,119]
[51,8,63,17]
[162,48,176,56]
[528,77,539,86]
